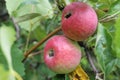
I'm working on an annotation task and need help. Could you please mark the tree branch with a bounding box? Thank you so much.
[22,26,61,62]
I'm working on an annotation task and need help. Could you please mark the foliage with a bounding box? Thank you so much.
[0,0,120,80]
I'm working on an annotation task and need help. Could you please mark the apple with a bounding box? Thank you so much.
[44,35,81,74]
[61,2,98,41]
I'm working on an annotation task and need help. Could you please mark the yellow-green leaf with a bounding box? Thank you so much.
[69,65,89,80]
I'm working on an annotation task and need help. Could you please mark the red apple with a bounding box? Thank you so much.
[44,35,81,74]
[62,2,98,41]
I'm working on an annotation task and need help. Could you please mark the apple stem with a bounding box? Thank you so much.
[22,26,61,62]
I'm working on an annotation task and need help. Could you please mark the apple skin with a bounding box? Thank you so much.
[44,35,81,74]
[61,2,98,41]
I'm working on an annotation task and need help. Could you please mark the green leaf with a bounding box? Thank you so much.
[105,59,117,75]
[0,25,16,80]
[5,0,23,16]
[15,13,41,23]
[116,59,120,68]
[112,16,120,58]
[109,0,120,14]
[0,64,9,80]
[65,74,70,80]
[18,16,41,31]
[96,9,106,19]
[52,74,65,80]
[16,0,53,18]
[11,42,25,76]
[0,48,8,69]
[17,0,39,8]
[6,0,53,18]
[0,25,16,69]
[6,0,53,31]
[24,63,55,80]
[38,63,56,79]
[32,26,47,41]
[95,23,115,79]
[95,23,111,71]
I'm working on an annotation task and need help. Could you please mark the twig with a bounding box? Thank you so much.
[85,49,98,73]
[12,17,20,39]
[96,73,103,80]
[83,44,99,74]
[99,11,120,22]
[78,42,99,74]
[22,26,61,62]
[23,22,33,57]
[28,50,43,57]
[86,50,103,80]
[83,42,103,80]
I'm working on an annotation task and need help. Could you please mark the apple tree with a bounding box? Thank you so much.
[0,0,120,80]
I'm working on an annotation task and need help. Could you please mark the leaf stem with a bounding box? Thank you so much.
[22,26,61,62]
[24,21,33,57]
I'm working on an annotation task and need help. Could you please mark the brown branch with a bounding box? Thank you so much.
[22,26,61,62]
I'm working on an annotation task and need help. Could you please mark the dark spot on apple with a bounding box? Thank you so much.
[65,12,72,19]
[48,49,54,57]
